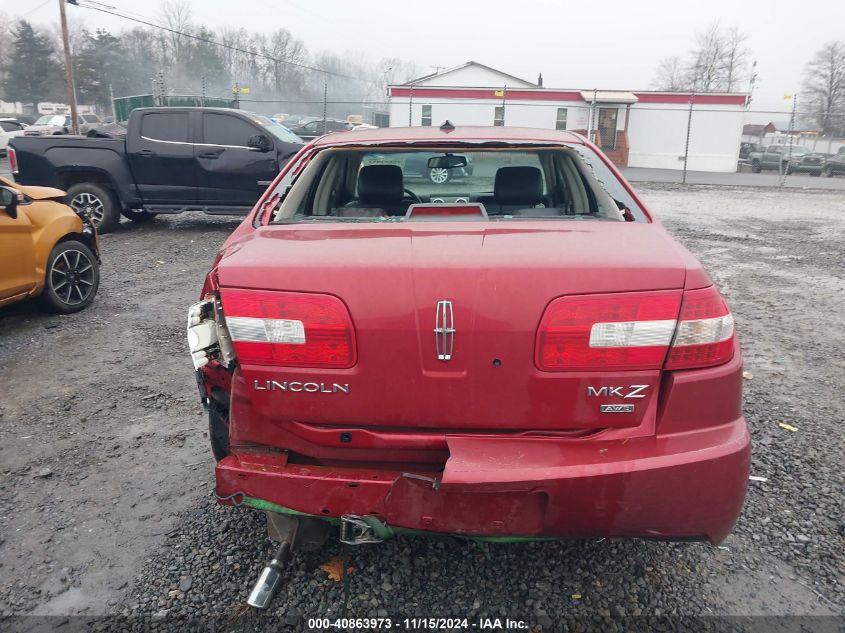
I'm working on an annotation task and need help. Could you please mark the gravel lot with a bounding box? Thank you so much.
[1,185,843,631]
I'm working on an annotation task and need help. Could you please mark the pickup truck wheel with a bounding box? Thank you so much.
[121,208,157,223]
[41,240,100,313]
[67,183,119,234]
[750,160,761,173]
[822,166,833,177]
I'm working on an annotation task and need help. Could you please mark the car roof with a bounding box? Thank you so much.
[311,125,585,147]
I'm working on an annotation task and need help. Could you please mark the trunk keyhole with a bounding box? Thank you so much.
[492,359,502,367]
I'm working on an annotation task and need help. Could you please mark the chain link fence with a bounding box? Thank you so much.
[233,96,845,188]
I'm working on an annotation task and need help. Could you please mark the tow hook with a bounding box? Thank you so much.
[339,514,385,545]
[247,529,296,609]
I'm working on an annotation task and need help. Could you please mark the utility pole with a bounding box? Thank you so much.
[58,0,79,134]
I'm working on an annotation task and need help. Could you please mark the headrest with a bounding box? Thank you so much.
[494,166,544,206]
[357,165,404,204]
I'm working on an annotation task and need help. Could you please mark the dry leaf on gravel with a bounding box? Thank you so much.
[320,556,353,582]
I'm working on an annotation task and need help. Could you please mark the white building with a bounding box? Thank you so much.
[388,62,749,172]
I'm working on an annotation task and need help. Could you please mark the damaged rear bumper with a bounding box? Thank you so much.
[216,416,750,544]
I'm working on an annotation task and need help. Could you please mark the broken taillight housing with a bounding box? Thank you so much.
[536,287,735,371]
[664,286,735,370]
[219,288,356,368]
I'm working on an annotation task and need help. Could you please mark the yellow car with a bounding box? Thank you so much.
[0,176,100,313]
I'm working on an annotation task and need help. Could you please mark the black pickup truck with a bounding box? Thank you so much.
[9,107,304,232]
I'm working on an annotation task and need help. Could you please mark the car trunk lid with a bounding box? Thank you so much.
[218,221,686,432]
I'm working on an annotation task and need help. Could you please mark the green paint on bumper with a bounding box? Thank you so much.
[239,496,554,543]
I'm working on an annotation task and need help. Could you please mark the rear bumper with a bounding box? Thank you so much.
[216,416,750,544]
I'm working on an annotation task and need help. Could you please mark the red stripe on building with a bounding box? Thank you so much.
[634,93,748,105]
[389,86,748,106]
[389,87,583,101]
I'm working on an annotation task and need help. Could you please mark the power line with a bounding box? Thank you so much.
[18,0,53,19]
[69,0,371,83]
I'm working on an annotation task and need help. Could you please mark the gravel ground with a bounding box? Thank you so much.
[1,186,843,631]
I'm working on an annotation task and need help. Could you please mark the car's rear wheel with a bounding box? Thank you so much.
[822,166,833,177]
[121,208,157,223]
[67,183,120,234]
[428,167,451,184]
[750,160,761,173]
[41,240,99,313]
[208,399,230,462]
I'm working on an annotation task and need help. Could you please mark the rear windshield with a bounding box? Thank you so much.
[272,146,645,223]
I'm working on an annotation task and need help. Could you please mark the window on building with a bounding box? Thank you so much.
[555,108,568,131]
[494,106,504,126]
[421,105,432,126]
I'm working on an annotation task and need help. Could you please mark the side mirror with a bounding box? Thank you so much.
[248,134,272,152]
[0,186,19,219]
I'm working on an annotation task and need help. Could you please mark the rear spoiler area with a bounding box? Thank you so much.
[405,203,488,221]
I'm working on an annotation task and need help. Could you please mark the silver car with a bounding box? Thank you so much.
[24,113,103,136]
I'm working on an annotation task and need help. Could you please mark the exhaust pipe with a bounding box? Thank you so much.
[247,538,293,609]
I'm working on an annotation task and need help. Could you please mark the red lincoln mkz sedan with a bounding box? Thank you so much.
[187,124,749,605]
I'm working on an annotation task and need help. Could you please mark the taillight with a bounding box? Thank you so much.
[665,286,735,370]
[536,291,681,371]
[8,147,18,174]
[219,288,356,368]
[536,287,735,372]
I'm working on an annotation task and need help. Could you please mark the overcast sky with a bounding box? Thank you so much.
[9,0,845,120]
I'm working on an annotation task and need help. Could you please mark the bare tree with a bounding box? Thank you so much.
[159,0,192,68]
[687,21,727,91]
[369,57,420,102]
[653,22,752,93]
[802,41,845,136]
[262,29,307,97]
[723,27,749,92]
[653,56,688,91]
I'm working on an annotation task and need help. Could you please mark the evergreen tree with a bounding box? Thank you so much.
[74,29,131,111]
[2,20,62,106]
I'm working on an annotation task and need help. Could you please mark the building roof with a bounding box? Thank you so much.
[742,123,776,136]
[312,125,585,148]
[403,61,537,88]
[772,120,821,133]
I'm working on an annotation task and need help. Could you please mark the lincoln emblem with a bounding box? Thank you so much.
[434,300,455,361]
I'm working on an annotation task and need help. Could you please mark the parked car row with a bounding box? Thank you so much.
[741,143,845,177]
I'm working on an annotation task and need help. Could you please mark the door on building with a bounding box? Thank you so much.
[597,108,618,150]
